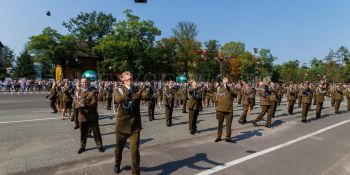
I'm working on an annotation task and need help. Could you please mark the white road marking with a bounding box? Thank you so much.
[0,118,59,124]
[195,119,350,175]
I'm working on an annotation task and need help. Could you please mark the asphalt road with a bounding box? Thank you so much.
[0,93,349,175]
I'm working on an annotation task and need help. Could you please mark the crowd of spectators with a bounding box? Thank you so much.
[0,80,53,92]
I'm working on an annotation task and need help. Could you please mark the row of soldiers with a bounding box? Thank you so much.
[46,76,350,175]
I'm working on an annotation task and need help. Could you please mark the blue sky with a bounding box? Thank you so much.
[1,0,349,64]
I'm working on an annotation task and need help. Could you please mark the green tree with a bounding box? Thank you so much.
[95,10,161,76]
[26,27,78,78]
[172,21,201,78]
[63,11,116,55]
[278,60,300,82]
[200,39,221,80]
[220,41,246,78]
[154,37,178,76]
[256,48,277,80]
[0,45,15,79]
[220,41,245,59]
[1,45,15,68]
[13,51,35,79]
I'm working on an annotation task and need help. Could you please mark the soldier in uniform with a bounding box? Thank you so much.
[46,82,58,113]
[206,80,216,107]
[315,82,327,118]
[252,82,273,128]
[214,77,237,142]
[147,81,157,121]
[344,83,350,111]
[157,81,163,110]
[286,82,297,115]
[113,71,149,175]
[235,83,242,104]
[61,81,74,120]
[333,83,343,114]
[188,80,202,135]
[239,82,252,124]
[248,83,256,115]
[329,84,335,107]
[179,83,188,113]
[301,81,312,123]
[72,81,80,129]
[76,78,104,154]
[269,81,279,118]
[163,80,177,127]
[106,82,113,110]
[297,83,303,108]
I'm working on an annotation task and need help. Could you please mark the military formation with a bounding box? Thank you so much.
[45,73,350,175]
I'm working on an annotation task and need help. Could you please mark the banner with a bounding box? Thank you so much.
[55,65,62,81]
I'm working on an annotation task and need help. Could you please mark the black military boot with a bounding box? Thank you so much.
[114,164,121,174]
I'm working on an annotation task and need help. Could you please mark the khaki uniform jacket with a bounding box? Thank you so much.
[240,88,252,105]
[77,88,98,122]
[315,87,327,102]
[62,87,73,103]
[301,87,312,104]
[163,86,177,108]
[188,87,202,110]
[114,85,149,134]
[48,88,57,100]
[344,88,350,99]
[287,87,297,101]
[258,88,271,106]
[215,85,237,112]
[179,86,188,100]
[269,87,278,102]
[334,88,344,101]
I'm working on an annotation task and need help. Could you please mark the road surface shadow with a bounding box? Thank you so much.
[271,120,285,127]
[230,129,263,143]
[139,153,223,175]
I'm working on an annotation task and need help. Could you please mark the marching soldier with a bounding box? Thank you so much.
[344,83,350,111]
[235,83,242,104]
[61,81,74,120]
[157,81,163,110]
[297,83,303,108]
[72,81,80,129]
[179,83,188,113]
[286,82,297,115]
[113,71,149,175]
[330,85,335,107]
[252,82,273,128]
[147,81,157,121]
[333,83,343,114]
[301,81,312,123]
[269,82,278,118]
[46,82,58,113]
[248,83,256,115]
[214,77,237,142]
[188,80,202,135]
[206,80,216,107]
[106,83,113,110]
[315,82,327,118]
[76,78,104,154]
[239,82,251,124]
[163,80,177,127]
